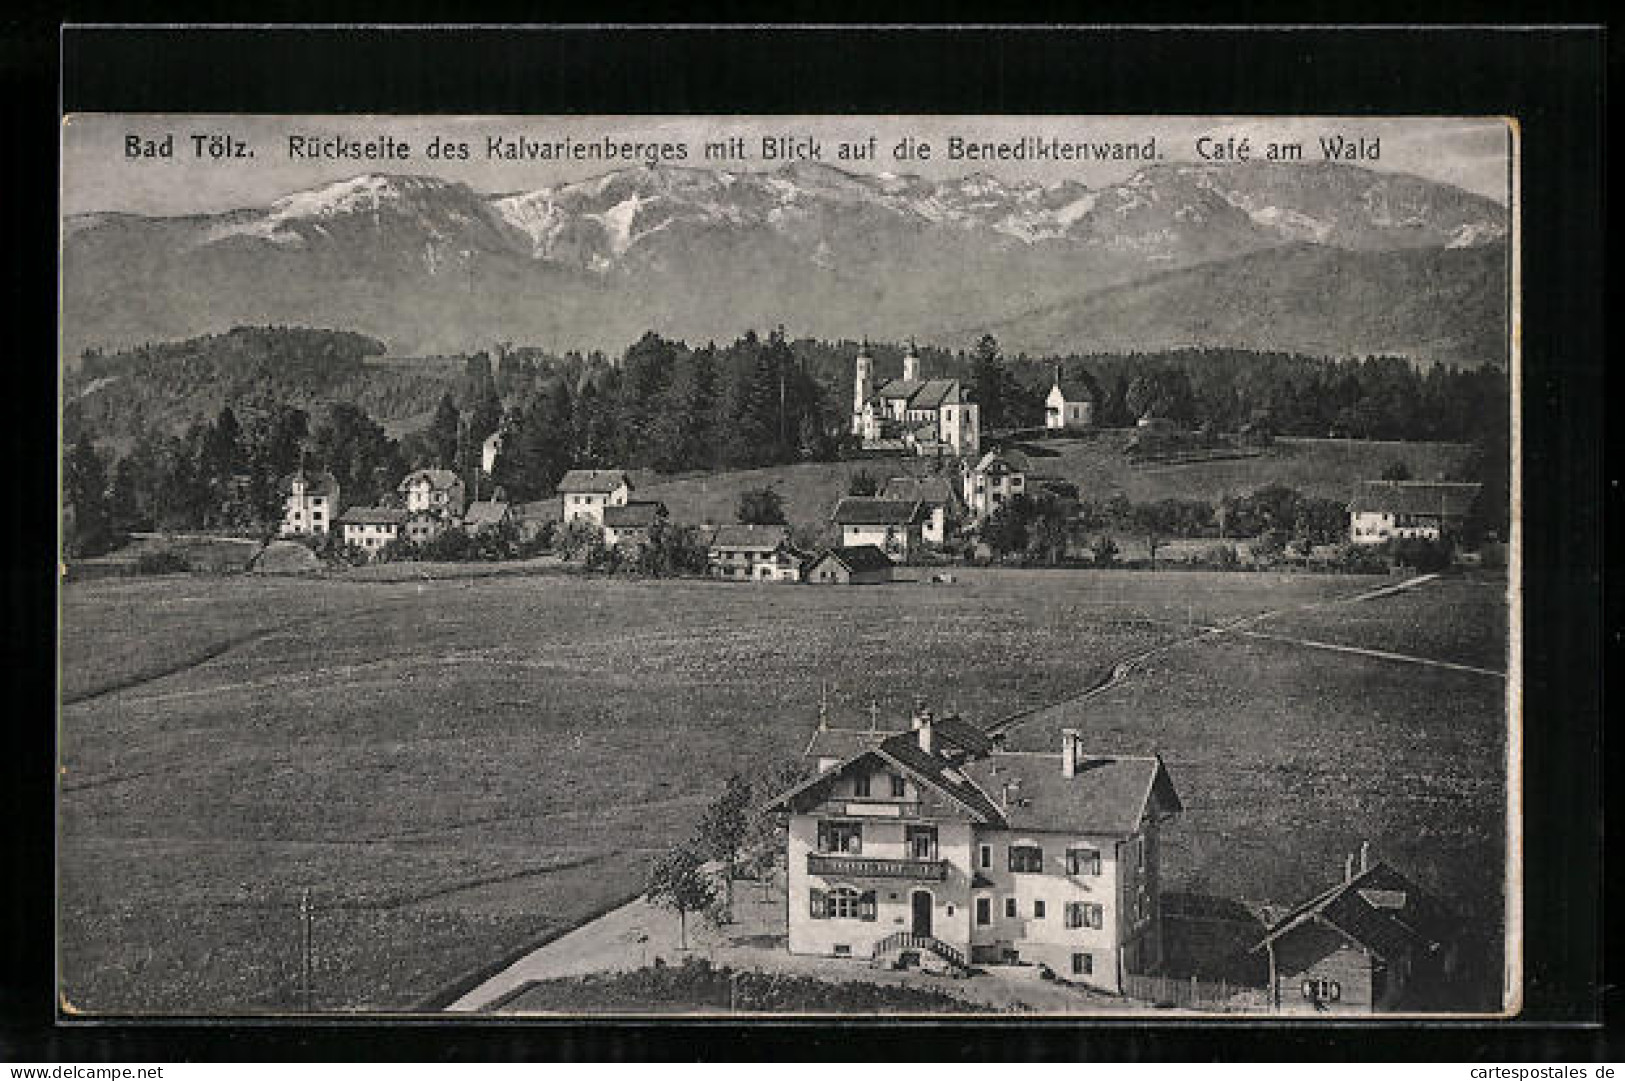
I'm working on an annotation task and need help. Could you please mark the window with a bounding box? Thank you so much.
[810,887,876,922]
[1065,902,1104,930]
[1301,978,1341,1003]
[1072,952,1093,976]
[891,774,907,798]
[853,773,871,798]
[1008,845,1043,874]
[975,898,991,926]
[1034,900,1046,919]
[1005,897,1017,919]
[906,826,938,861]
[1066,847,1101,876]
[979,845,992,870]
[817,821,863,854]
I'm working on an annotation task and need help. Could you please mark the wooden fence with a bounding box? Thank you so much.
[1122,973,1272,1013]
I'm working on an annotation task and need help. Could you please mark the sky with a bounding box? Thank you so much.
[61,114,1514,217]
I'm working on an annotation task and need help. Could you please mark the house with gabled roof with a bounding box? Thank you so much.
[804,545,894,585]
[278,470,340,537]
[399,468,466,520]
[707,524,806,582]
[1045,367,1099,431]
[1255,853,1460,1014]
[338,506,409,556]
[960,449,1028,519]
[557,469,633,527]
[463,499,514,534]
[602,500,668,549]
[1347,481,1482,546]
[879,475,962,545]
[763,708,1181,989]
[831,497,929,559]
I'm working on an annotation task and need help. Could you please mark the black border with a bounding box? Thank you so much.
[4,20,1611,1062]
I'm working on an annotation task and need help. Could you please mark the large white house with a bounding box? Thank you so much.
[558,469,633,526]
[851,341,980,458]
[831,497,928,559]
[278,470,340,537]
[1347,481,1481,545]
[960,450,1027,519]
[398,469,466,520]
[764,711,1182,990]
[338,506,409,554]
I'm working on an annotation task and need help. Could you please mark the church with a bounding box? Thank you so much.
[852,340,980,459]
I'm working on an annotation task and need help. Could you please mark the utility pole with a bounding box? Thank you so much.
[298,887,314,1013]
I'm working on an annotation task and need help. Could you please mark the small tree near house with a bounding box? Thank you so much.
[736,486,787,526]
[694,774,754,917]
[645,843,718,952]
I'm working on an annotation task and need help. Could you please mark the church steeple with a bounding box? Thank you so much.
[903,337,920,383]
[852,339,874,437]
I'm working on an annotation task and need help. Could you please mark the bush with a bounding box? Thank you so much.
[1204,543,1240,570]
[1331,543,1389,575]
[1386,536,1453,573]
[1089,534,1120,567]
[134,548,189,575]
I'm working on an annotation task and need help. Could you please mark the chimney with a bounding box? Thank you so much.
[1000,782,1013,808]
[917,714,934,755]
[1060,728,1080,777]
[1344,853,1355,883]
[1359,841,1370,873]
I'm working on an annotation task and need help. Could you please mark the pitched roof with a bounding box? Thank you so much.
[339,506,409,526]
[960,751,1182,836]
[278,470,338,497]
[803,726,896,761]
[1050,375,1099,402]
[970,449,1028,474]
[1348,481,1482,517]
[603,500,667,528]
[513,499,562,523]
[881,474,961,509]
[831,497,928,526]
[710,524,792,551]
[1255,861,1457,962]
[557,469,632,494]
[876,378,925,401]
[463,500,512,527]
[909,379,962,411]
[398,468,460,492]
[810,545,895,574]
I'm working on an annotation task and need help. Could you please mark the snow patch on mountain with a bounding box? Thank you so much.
[1248,205,1334,243]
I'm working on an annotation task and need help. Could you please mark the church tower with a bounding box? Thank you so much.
[903,337,921,383]
[852,340,874,437]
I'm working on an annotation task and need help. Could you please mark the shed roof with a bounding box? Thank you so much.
[557,469,633,494]
[1347,481,1481,517]
[831,497,928,526]
[1255,861,1457,963]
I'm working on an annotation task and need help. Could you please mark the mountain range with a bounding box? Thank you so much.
[62,160,1510,367]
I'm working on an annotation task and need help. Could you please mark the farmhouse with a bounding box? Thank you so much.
[602,501,668,548]
[1255,852,1459,1014]
[851,341,981,458]
[708,524,807,581]
[558,469,633,526]
[831,497,929,559]
[399,469,466,520]
[1347,481,1482,546]
[338,506,409,553]
[404,510,447,545]
[277,470,340,537]
[463,499,514,534]
[879,475,962,546]
[764,712,1182,991]
[1045,369,1098,431]
[804,545,895,585]
[960,450,1028,519]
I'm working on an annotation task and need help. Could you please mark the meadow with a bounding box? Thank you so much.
[57,565,1509,1013]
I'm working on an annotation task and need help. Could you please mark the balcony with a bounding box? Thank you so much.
[808,853,948,881]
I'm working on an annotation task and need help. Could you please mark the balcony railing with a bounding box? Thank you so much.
[807,853,948,881]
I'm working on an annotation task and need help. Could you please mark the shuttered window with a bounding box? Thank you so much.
[1009,845,1043,873]
[1065,902,1104,929]
[1066,847,1101,876]
[817,887,876,922]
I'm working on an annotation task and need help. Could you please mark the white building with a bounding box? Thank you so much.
[764,713,1182,990]
[831,497,928,560]
[557,469,633,526]
[1347,481,1482,546]
[852,341,980,458]
[1045,370,1098,431]
[338,506,408,555]
[398,469,466,520]
[277,470,340,537]
[961,450,1027,519]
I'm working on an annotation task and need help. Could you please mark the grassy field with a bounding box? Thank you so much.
[58,566,1509,1014]
[631,436,1471,539]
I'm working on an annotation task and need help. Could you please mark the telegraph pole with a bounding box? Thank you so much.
[298,887,314,1012]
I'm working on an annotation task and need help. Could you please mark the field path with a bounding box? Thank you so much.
[989,573,1492,738]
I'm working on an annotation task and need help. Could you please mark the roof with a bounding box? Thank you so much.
[876,378,924,401]
[831,497,928,526]
[513,499,562,523]
[339,506,409,526]
[970,449,1028,474]
[603,500,667,528]
[278,470,338,497]
[710,524,792,551]
[1050,374,1100,402]
[803,726,896,761]
[880,475,961,509]
[463,500,512,527]
[1348,481,1482,517]
[1255,861,1458,962]
[398,468,460,492]
[960,751,1182,836]
[909,379,962,411]
[809,545,895,574]
[557,469,632,494]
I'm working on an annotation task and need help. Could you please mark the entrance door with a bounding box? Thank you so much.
[911,891,933,938]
